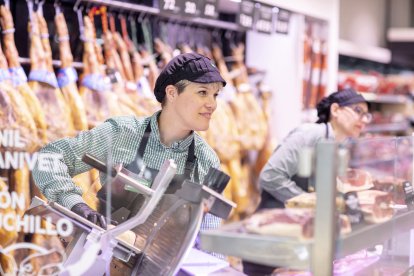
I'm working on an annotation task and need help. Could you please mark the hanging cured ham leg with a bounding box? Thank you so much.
[28,13,74,142]
[55,10,97,209]
[0,41,38,152]
[79,16,112,127]
[55,12,88,132]
[0,5,47,144]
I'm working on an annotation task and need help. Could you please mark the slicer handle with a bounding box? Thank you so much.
[82,154,117,177]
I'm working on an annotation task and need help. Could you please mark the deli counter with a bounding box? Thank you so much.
[201,137,414,275]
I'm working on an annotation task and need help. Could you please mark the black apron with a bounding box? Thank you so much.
[97,122,199,223]
[256,123,329,210]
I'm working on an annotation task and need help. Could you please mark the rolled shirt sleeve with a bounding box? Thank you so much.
[32,119,121,209]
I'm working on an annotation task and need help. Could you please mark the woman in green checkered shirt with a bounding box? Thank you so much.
[33,53,227,233]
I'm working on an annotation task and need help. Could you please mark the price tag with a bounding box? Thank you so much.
[254,3,274,34]
[160,0,182,16]
[344,192,363,224]
[238,0,255,30]
[201,0,218,19]
[179,0,202,17]
[403,181,414,207]
[275,9,291,34]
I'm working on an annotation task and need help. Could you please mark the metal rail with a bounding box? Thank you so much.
[74,0,242,31]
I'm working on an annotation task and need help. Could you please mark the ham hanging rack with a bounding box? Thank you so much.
[17,0,244,69]
[74,0,241,31]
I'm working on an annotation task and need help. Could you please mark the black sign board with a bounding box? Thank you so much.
[403,181,414,207]
[254,3,274,34]
[160,0,182,16]
[343,192,364,224]
[180,0,203,17]
[275,9,291,34]
[238,0,255,30]
[201,0,219,19]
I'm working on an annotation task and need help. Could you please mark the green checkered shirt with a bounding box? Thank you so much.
[32,111,221,230]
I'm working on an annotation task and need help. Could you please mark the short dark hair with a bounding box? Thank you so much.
[161,80,191,107]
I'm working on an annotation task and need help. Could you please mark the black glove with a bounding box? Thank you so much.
[71,203,107,229]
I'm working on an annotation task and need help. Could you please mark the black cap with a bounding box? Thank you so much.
[154,53,227,103]
[316,88,368,123]
[331,88,367,106]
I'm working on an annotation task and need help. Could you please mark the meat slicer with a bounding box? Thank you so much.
[26,154,235,276]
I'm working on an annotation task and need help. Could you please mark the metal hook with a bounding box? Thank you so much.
[137,11,146,23]
[224,30,231,40]
[26,0,34,23]
[76,5,85,40]
[118,11,125,20]
[128,12,138,48]
[85,2,93,14]
[127,13,136,24]
[73,0,83,12]
[35,0,45,16]
[54,0,62,15]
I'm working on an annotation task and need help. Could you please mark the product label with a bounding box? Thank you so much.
[218,83,237,102]
[57,67,78,88]
[344,191,363,224]
[180,0,201,17]
[9,67,28,86]
[403,181,414,208]
[0,128,91,275]
[0,190,72,275]
[0,242,67,275]
[275,9,291,34]
[0,68,11,82]
[0,191,73,236]
[160,0,182,16]
[0,129,64,171]
[201,0,218,19]
[137,76,156,99]
[254,3,274,34]
[28,69,59,88]
[238,0,255,30]
[81,73,110,92]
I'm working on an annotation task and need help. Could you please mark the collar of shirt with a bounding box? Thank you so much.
[326,122,335,140]
[150,110,195,151]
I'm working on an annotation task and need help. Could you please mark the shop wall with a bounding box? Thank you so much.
[247,0,339,140]
[389,0,412,28]
[339,0,387,47]
[246,15,303,141]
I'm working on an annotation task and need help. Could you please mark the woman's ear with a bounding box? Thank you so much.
[329,103,341,119]
[165,85,178,103]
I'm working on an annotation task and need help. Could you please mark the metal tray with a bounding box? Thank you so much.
[200,209,414,269]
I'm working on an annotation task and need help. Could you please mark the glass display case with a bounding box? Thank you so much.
[1,136,234,276]
[200,137,414,275]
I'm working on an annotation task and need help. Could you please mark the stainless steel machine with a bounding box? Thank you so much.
[27,155,235,276]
